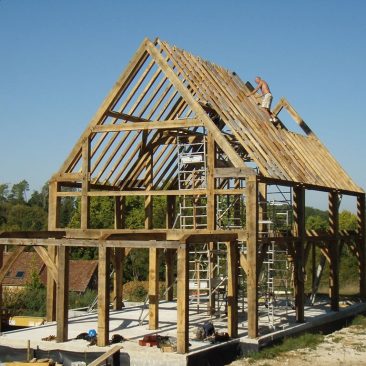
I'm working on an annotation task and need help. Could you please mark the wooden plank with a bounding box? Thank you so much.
[92,119,202,132]
[177,245,189,353]
[105,111,150,122]
[293,186,305,323]
[246,176,258,338]
[97,245,110,346]
[56,246,69,342]
[88,345,123,366]
[34,246,58,283]
[328,192,339,311]
[273,98,315,137]
[149,247,159,329]
[227,241,238,337]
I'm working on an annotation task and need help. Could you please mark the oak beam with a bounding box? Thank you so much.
[92,119,202,132]
[34,246,58,283]
[214,167,256,178]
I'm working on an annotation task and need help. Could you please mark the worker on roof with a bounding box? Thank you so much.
[246,76,278,123]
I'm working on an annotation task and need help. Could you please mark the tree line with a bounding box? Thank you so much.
[0,180,361,283]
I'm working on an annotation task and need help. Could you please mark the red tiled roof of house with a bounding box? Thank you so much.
[2,252,98,292]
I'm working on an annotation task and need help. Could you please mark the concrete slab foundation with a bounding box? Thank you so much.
[1,300,365,366]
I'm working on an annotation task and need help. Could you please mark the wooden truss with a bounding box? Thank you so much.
[0,38,365,353]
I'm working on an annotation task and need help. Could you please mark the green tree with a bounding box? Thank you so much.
[339,210,357,230]
[0,183,9,202]
[28,182,49,211]
[306,215,328,230]
[8,180,29,203]
[6,204,47,231]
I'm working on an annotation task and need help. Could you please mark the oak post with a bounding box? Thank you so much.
[81,138,90,230]
[0,245,3,332]
[165,195,175,301]
[227,240,238,337]
[98,245,110,346]
[207,132,217,314]
[177,244,189,353]
[149,247,159,329]
[47,180,59,322]
[293,186,305,322]
[113,196,125,310]
[328,192,339,311]
[357,194,366,299]
[246,176,258,338]
[56,246,69,342]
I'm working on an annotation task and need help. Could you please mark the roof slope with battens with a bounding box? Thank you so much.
[55,37,362,194]
[156,40,362,193]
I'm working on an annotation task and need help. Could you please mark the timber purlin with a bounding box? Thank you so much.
[0,37,364,352]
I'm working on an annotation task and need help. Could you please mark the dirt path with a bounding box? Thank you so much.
[230,324,366,366]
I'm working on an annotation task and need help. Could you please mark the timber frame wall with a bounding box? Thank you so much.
[0,38,365,354]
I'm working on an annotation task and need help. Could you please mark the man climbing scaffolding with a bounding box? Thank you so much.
[246,76,278,123]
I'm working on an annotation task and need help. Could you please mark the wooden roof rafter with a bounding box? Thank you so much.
[52,37,362,194]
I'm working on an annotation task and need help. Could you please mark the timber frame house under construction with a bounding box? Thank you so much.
[0,37,365,354]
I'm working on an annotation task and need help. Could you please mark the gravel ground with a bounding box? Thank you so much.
[230,323,366,366]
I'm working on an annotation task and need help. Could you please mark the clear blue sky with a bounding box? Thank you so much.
[0,0,365,211]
